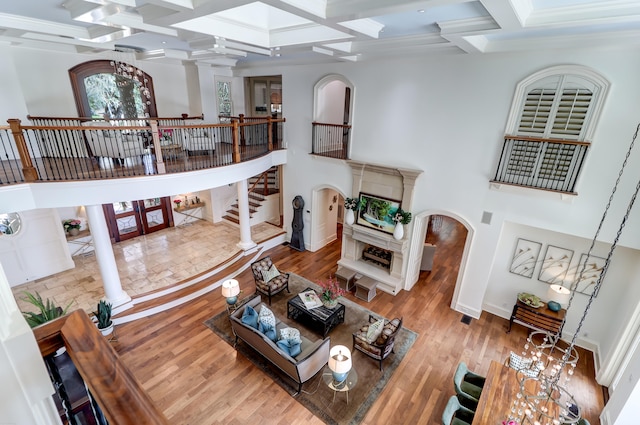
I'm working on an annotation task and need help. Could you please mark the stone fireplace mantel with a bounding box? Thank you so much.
[338,161,423,296]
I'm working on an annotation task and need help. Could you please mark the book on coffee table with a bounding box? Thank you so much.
[299,290,323,309]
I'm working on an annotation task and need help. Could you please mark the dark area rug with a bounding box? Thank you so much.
[204,273,418,425]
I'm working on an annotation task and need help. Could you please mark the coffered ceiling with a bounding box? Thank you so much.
[0,1,639,69]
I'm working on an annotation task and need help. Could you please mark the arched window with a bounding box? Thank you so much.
[493,65,610,194]
[69,60,158,118]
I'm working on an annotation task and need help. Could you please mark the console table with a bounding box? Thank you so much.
[507,299,566,336]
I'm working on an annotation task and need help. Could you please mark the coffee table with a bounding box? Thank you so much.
[287,287,345,338]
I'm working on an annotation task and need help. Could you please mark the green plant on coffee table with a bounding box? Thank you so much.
[21,291,72,328]
[95,300,113,329]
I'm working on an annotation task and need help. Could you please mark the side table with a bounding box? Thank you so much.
[322,366,358,403]
[507,299,566,336]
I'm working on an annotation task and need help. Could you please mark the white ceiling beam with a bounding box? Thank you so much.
[438,16,501,53]
[0,13,90,39]
[479,0,532,29]
[338,18,384,39]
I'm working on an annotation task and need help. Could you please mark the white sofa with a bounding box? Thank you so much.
[82,121,146,167]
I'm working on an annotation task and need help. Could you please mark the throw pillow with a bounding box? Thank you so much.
[241,305,259,329]
[258,323,277,342]
[279,327,301,344]
[509,352,541,378]
[276,339,301,357]
[257,305,277,341]
[261,264,280,282]
[367,319,385,343]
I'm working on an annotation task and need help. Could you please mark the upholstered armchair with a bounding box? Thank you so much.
[250,256,290,305]
[352,314,403,371]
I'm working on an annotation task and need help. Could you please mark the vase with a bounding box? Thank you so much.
[393,223,404,240]
[345,208,355,225]
[323,298,338,309]
[68,228,79,236]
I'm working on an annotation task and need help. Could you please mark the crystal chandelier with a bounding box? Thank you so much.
[507,123,640,425]
[109,46,151,118]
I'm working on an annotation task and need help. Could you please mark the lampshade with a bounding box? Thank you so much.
[547,284,571,307]
[221,279,240,300]
[328,345,352,375]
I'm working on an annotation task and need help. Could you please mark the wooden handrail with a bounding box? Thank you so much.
[312,121,351,128]
[33,310,169,425]
[26,114,202,122]
[504,134,591,146]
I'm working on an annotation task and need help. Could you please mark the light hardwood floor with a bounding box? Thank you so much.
[108,216,604,425]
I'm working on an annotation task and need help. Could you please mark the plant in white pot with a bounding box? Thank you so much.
[392,209,412,240]
[95,300,113,336]
[343,197,358,225]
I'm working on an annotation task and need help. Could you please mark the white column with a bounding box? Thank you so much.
[85,204,132,313]
[236,179,256,250]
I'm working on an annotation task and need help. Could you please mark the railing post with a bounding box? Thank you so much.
[8,119,38,182]
[149,120,166,174]
[239,114,246,146]
[267,115,274,151]
[232,120,241,163]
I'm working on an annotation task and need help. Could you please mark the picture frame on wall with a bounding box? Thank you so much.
[538,245,574,284]
[509,238,542,278]
[356,193,401,235]
[571,254,606,296]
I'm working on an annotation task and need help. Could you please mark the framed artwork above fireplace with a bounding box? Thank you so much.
[356,193,400,235]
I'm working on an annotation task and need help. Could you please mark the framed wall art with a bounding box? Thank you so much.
[356,193,400,235]
[571,254,606,296]
[538,245,574,284]
[509,238,542,278]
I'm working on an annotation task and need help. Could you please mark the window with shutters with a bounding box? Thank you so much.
[492,66,609,194]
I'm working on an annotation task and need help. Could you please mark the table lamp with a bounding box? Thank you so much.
[547,284,571,311]
[221,279,240,305]
[328,345,352,389]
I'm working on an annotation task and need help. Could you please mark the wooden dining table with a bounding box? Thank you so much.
[472,360,517,425]
[472,360,563,425]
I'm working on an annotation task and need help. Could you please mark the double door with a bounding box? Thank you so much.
[103,197,172,243]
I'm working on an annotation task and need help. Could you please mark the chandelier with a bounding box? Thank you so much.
[109,46,151,118]
[507,123,640,425]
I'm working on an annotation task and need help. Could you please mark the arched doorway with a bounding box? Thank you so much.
[407,211,474,310]
[309,186,346,252]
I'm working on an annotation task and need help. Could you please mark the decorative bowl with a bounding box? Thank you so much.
[547,301,561,312]
[518,292,544,308]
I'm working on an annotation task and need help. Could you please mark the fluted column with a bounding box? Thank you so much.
[85,205,132,313]
[236,179,256,250]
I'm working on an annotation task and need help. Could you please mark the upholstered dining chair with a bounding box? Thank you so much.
[250,256,290,305]
[442,395,475,425]
[453,362,486,405]
[352,315,403,371]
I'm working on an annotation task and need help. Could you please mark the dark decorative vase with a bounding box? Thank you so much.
[547,301,561,312]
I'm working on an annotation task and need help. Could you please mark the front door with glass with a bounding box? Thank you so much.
[105,197,171,242]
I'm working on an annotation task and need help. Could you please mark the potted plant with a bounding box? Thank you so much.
[62,218,81,236]
[392,209,412,240]
[317,277,347,309]
[343,197,358,225]
[95,300,114,336]
[21,291,72,328]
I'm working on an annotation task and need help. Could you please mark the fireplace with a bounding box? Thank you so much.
[362,244,392,270]
[337,160,423,295]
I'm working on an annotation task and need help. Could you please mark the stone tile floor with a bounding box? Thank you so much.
[12,220,284,316]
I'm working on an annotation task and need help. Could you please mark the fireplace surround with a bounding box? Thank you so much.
[338,160,423,295]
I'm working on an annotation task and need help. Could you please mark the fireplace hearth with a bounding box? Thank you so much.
[362,244,392,270]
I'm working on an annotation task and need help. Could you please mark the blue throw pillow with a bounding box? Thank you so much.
[241,305,259,329]
[277,339,301,357]
[258,321,277,342]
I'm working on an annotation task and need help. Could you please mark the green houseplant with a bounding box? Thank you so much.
[95,300,113,335]
[21,291,72,328]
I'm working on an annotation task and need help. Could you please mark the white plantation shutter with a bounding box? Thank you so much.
[497,67,609,193]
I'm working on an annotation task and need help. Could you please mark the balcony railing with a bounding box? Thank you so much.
[311,122,351,159]
[0,114,286,185]
[491,135,590,194]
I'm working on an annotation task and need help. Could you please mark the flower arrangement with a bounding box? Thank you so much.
[173,199,182,208]
[392,208,412,225]
[62,219,81,232]
[502,421,519,425]
[317,277,347,302]
[344,197,358,210]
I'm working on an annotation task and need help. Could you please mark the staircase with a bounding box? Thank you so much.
[223,167,279,225]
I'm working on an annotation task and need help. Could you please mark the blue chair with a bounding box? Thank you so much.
[453,362,486,404]
[442,395,475,425]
